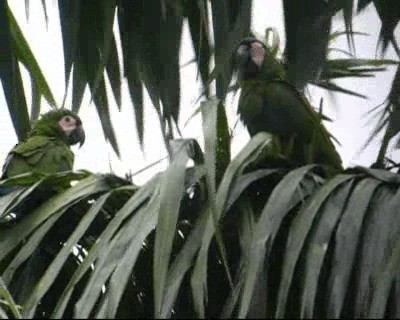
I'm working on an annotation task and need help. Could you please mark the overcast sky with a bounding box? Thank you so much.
[0,1,398,185]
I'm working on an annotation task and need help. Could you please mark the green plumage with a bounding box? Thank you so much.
[236,38,342,170]
[2,136,74,178]
[0,109,85,221]
[2,109,82,179]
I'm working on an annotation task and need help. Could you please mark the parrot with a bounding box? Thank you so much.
[0,109,85,304]
[235,36,343,171]
[0,109,85,220]
[1,109,85,179]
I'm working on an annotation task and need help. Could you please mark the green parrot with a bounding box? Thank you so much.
[235,37,342,170]
[1,109,85,180]
[0,109,85,301]
[0,109,85,220]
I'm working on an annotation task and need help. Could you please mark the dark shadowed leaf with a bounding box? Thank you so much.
[58,0,81,89]
[311,80,368,99]
[184,0,210,92]
[191,132,274,317]
[275,174,354,318]
[30,81,40,121]
[283,0,332,90]
[368,235,400,318]
[197,98,232,315]
[117,0,144,146]
[58,1,120,156]
[9,8,57,109]
[299,181,353,318]
[357,0,373,12]
[74,188,159,318]
[362,65,400,167]
[159,3,183,125]
[209,0,252,99]
[0,3,30,141]
[353,185,400,317]
[21,193,111,316]
[224,168,281,213]
[0,174,109,263]
[320,58,398,82]
[238,165,322,318]
[158,166,207,317]
[51,176,158,318]
[373,1,400,56]
[153,143,189,317]
[325,177,382,318]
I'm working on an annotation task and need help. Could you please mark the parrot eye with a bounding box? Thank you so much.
[64,116,72,123]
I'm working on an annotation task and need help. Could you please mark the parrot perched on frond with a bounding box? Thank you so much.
[2,109,85,180]
[0,109,85,220]
[235,37,342,171]
[0,109,85,302]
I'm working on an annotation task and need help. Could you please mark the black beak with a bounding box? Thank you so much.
[69,126,86,147]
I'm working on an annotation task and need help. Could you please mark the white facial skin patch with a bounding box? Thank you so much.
[250,41,265,67]
[58,116,79,137]
[58,115,85,146]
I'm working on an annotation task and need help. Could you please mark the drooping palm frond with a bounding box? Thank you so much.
[2,0,398,158]
[358,0,400,57]
[54,0,253,155]
[310,30,399,99]
[2,128,400,318]
[0,2,56,141]
[361,64,400,168]
[314,57,399,98]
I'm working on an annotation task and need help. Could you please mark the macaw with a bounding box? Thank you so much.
[0,109,85,220]
[0,109,85,302]
[235,37,342,171]
[2,109,85,179]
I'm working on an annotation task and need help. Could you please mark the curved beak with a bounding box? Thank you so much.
[69,125,86,148]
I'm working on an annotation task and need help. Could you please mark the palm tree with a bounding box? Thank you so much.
[0,0,400,318]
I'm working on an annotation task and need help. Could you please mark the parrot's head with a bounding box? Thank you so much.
[30,109,86,147]
[235,37,266,80]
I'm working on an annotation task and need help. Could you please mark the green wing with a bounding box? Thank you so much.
[239,80,342,170]
[239,80,310,136]
[2,136,74,179]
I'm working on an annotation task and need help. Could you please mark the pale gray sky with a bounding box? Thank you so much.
[0,1,398,184]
